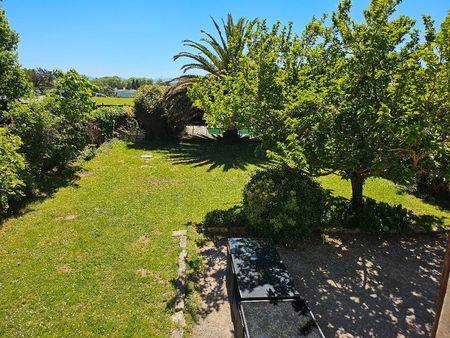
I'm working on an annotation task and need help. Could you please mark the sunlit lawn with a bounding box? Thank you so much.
[93,97,134,106]
[0,140,260,337]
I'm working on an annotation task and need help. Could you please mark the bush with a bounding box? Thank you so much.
[204,206,247,228]
[5,70,94,178]
[243,167,329,240]
[414,172,450,201]
[0,128,25,213]
[87,106,136,145]
[134,84,184,140]
[329,197,411,232]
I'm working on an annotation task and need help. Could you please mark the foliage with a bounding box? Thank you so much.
[243,167,329,240]
[24,68,55,92]
[414,173,450,201]
[174,14,254,76]
[87,106,135,144]
[78,144,98,161]
[134,84,183,140]
[317,174,449,226]
[0,8,30,105]
[329,197,411,232]
[203,206,247,228]
[190,1,450,209]
[0,128,25,213]
[6,69,94,178]
[164,86,204,126]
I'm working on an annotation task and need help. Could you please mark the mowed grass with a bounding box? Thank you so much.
[0,140,261,337]
[93,97,134,106]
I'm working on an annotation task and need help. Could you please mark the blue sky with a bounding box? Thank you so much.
[3,0,449,79]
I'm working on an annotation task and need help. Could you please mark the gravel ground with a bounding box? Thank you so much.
[192,239,234,338]
[279,234,446,337]
[193,234,446,338]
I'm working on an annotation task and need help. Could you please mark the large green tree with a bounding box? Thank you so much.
[189,1,450,208]
[0,7,29,106]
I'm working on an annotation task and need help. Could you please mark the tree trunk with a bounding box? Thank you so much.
[221,128,240,143]
[350,172,365,210]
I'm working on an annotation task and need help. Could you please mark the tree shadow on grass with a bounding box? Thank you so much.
[396,185,450,214]
[1,165,82,228]
[127,137,267,172]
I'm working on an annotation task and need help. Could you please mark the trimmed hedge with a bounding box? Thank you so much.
[203,206,247,228]
[329,197,411,232]
[243,167,329,240]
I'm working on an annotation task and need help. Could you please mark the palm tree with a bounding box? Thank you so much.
[174,14,252,75]
[167,14,253,140]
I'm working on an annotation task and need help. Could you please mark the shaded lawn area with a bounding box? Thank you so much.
[318,175,450,227]
[0,140,261,337]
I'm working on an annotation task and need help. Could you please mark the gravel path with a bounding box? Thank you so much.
[193,239,234,338]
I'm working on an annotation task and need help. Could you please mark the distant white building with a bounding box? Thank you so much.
[115,88,137,98]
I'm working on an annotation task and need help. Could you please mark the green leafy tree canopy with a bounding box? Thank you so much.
[189,0,450,208]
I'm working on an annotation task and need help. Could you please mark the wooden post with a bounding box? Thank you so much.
[431,232,450,338]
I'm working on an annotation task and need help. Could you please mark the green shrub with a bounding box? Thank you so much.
[243,167,329,240]
[6,70,94,178]
[87,106,136,145]
[204,206,247,228]
[0,128,25,213]
[329,197,411,232]
[78,144,97,161]
[134,84,184,140]
[414,172,450,201]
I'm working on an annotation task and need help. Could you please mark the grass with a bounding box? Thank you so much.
[93,97,134,106]
[0,140,261,337]
[0,140,448,336]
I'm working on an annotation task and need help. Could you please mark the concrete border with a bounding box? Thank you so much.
[171,230,188,338]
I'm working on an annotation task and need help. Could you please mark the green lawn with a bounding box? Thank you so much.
[0,140,448,336]
[93,97,134,106]
[0,140,261,337]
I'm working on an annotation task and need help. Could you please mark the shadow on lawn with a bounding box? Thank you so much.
[396,185,450,214]
[1,165,82,227]
[128,137,267,172]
